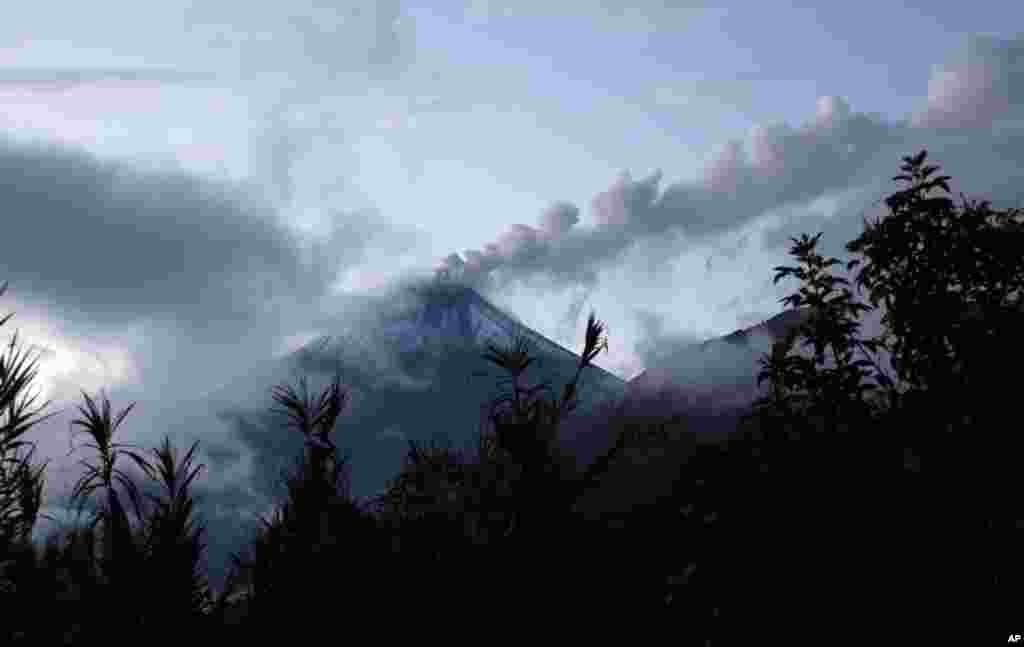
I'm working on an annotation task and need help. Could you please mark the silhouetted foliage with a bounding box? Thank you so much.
[666,150,1024,640]
[4,150,1023,643]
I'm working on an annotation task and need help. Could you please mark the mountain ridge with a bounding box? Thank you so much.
[214,281,628,504]
[319,281,626,390]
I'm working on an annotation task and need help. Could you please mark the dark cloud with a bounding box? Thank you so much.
[0,136,423,343]
[0,138,304,330]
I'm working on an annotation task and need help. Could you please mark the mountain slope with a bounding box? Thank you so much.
[569,306,818,521]
[573,297,1024,523]
[626,305,815,405]
[214,280,628,503]
[320,281,626,398]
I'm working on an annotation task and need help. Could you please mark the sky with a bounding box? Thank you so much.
[0,0,1022,592]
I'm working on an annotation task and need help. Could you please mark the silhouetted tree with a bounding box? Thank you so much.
[224,369,386,634]
[714,150,1024,635]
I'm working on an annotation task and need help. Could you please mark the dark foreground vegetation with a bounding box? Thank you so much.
[1,151,1020,643]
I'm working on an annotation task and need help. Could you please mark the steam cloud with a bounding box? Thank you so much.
[434,35,1024,307]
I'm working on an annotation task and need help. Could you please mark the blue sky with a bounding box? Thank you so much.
[0,0,1021,584]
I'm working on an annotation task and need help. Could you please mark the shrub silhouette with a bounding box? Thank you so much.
[840,150,1023,624]
[667,150,1024,639]
[0,282,235,642]
[3,149,1023,642]
[219,369,389,637]
[134,436,223,627]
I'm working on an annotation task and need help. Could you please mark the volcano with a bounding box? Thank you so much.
[209,278,829,529]
[213,280,629,503]
[286,280,629,419]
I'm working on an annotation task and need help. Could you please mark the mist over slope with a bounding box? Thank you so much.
[626,306,815,413]
[563,305,819,519]
[209,278,628,506]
